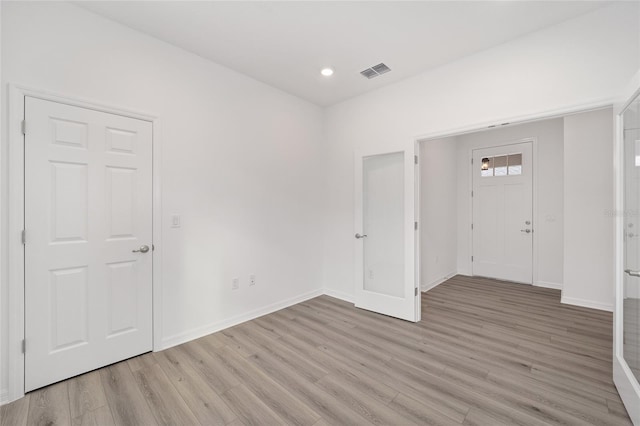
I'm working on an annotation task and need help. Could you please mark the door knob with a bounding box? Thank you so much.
[625,269,640,277]
[132,245,150,253]
[355,233,368,239]
[520,229,531,234]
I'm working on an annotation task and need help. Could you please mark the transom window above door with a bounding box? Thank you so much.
[480,153,522,177]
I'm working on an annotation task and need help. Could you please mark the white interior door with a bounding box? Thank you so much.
[472,142,533,284]
[24,97,153,392]
[618,89,640,424]
[354,146,419,322]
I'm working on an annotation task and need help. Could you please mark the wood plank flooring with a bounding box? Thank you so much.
[1,275,633,425]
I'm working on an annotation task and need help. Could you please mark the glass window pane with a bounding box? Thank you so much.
[623,95,640,383]
[494,155,507,176]
[508,165,522,175]
[508,153,522,175]
[362,152,405,298]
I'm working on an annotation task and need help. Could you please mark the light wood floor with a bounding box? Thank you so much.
[1,275,633,425]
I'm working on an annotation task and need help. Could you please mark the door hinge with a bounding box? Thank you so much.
[21,230,26,245]
[471,256,474,262]
[21,120,26,135]
[414,155,418,165]
[414,221,418,231]
[471,190,474,197]
[21,339,25,353]
[471,158,473,165]
[471,223,474,230]
[415,287,418,296]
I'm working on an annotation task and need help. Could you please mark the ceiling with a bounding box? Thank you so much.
[77,1,608,107]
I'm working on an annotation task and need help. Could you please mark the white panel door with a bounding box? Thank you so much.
[354,146,419,322]
[472,142,533,284]
[24,97,153,392]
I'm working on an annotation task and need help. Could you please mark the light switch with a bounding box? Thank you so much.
[171,214,181,228]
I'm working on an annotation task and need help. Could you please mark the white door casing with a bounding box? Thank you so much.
[24,97,153,391]
[472,142,533,284]
[354,145,419,322]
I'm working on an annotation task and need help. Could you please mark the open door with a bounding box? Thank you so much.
[616,82,640,424]
[354,144,419,322]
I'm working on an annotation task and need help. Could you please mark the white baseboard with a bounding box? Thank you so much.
[161,288,323,350]
[0,389,9,405]
[323,288,354,304]
[561,296,613,312]
[421,272,456,292]
[535,280,562,290]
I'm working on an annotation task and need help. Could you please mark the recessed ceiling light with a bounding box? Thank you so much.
[321,68,334,77]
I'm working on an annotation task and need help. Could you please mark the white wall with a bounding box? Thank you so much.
[455,118,565,288]
[563,108,615,311]
[323,3,639,301]
[1,1,325,400]
[419,137,458,290]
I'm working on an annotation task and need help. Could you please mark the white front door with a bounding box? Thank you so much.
[24,97,153,392]
[472,142,533,284]
[354,145,419,322]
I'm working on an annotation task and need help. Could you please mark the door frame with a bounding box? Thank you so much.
[5,84,163,403]
[613,82,640,425]
[469,139,537,285]
[414,100,613,293]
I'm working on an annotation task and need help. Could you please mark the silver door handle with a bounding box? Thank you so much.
[132,245,150,253]
[355,233,368,239]
[625,269,640,277]
[520,229,531,234]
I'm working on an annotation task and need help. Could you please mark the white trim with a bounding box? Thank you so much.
[6,84,162,403]
[7,84,26,404]
[414,140,421,321]
[421,272,456,292]
[161,289,324,350]
[534,281,562,290]
[152,120,164,352]
[0,389,9,406]
[532,139,540,287]
[415,98,614,143]
[323,288,355,304]
[560,296,613,312]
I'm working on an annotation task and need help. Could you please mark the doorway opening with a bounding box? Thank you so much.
[417,115,564,292]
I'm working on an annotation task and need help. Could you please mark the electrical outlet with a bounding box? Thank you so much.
[249,274,256,286]
[171,214,181,228]
[232,277,239,290]
[368,269,374,279]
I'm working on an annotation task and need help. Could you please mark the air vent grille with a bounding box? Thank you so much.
[360,68,378,79]
[360,63,391,79]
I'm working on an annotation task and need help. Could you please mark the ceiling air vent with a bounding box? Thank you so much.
[360,63,391,79]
